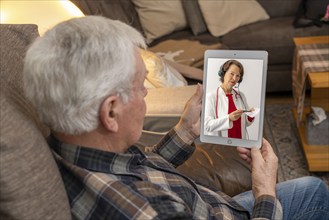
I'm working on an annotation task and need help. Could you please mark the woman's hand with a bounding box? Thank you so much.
[175,84,203,144]
[229,109,243,121]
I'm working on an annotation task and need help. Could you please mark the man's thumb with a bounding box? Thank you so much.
[194,83,203,101]
[251,147,262,161]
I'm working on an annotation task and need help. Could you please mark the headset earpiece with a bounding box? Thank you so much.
[238,70,243,83]
[218,64,225,80]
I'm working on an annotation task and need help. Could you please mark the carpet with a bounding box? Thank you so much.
[264,104,329,187]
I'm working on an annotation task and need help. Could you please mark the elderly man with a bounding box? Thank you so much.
[23,16,328,220]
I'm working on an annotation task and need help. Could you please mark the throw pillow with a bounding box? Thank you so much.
[149,39,222,68]
[140,49,188,88]
[131,0,188,43]
[198,0,269,37]
[181,0,208,35]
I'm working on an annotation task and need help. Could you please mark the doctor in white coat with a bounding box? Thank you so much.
[204,60,254,139]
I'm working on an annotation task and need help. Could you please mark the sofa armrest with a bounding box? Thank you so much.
[0,24,71,220]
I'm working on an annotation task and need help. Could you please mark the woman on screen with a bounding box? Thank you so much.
[204,59,255,139]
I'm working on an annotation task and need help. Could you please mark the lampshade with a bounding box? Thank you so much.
[0,0,84,35]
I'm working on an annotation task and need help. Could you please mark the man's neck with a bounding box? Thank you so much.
[53,129,128,153]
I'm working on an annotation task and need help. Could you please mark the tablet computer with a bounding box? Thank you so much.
[200,50,268,148]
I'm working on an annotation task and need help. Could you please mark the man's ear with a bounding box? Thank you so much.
[99,95,119,132]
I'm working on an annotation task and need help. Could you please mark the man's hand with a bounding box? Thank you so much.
[236,146,252,164]
[175,84,203,144]
[237,139,278,199]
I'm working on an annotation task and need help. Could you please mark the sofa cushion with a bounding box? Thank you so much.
[0,24,71,220]
[181,0,208,36]
[221,16,329,65]
[198,0,269,37]
[149,29,221,47]
[131,0,188,43]
[266,64,294,92]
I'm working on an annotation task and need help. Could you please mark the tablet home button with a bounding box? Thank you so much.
[227,139,232,144]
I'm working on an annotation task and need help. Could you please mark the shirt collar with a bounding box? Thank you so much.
[48,134,146,174]
[218,86,238,95]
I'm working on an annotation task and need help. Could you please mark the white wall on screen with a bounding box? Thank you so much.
[205,58,264,140]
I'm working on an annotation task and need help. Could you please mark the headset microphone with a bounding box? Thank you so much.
[218,64,224,78]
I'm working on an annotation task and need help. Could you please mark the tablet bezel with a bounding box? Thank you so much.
[200,50,268,148]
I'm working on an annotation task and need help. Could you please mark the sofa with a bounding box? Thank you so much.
[0,24,252,219]
[72,0,328,92]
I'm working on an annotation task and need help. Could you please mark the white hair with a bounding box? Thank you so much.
[23,16,146,135]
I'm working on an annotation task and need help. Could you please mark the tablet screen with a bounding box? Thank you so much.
[200,50,268,148]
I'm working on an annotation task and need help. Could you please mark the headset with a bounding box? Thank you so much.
[218,60,244,84]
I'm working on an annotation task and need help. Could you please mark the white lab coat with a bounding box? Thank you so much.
[204,87,253,138]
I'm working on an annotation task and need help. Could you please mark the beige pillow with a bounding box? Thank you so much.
[198,0,269,37]
[132,0,188,43]
[140,49,187,88]
[149,39,222,68]
[145,85,197,116]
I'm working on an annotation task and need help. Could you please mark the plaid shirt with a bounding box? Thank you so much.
[49,129,282,220]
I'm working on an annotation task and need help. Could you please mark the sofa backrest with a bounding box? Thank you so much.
[0,24,71,220]
[257,0,301,18]
[71,0,144,33]
[71,0,303,30]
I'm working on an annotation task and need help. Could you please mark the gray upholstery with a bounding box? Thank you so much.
[181,0,207,36]
[71,0,144,34]
[305,0,329,20]
[71,0,328,92]
[257,0,300,18]
[0,24,71,220]
[221,17,328,65]
[221,14,328,91]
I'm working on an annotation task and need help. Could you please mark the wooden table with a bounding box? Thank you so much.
[308,72,329,111]
[292,36,329,172]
